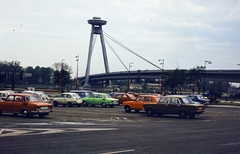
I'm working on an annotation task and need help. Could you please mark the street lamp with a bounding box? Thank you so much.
[76,55,79,90]
[159,59,164,95]
[128,62,133,92]
[61,59,65,93]
[203,60,212,93]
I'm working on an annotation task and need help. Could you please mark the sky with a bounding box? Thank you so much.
[1,0,240,78]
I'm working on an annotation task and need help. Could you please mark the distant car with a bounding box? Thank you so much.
[69,90,93,98]
[112,93,136,104]
[51,92,82,107]
[0,93,53,118]
[123,95,162,113]
[82,92,119,108]
[22,90,50,103]
[188,94,208,104]
[143,95,205,118]
[0,90,16,100]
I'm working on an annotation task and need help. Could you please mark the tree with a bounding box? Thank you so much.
[52,62,72,90]
[164,68,187,94]
[187,66,204,94]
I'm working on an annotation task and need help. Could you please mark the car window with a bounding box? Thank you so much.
[14,96,22,101]
[6,95,14,100]
[98,94,103,98]
[144,97,151,102]
[66,94,72,98]
[122,95,127,98]
[136,96,143,102]
[115,95,122,99]
[25,95,42,102]
[159,98,167,104]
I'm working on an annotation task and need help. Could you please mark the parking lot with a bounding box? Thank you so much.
[1,105,240,154]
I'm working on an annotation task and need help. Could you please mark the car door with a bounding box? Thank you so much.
[132,96,143,110]
[167,98,181,114]
[88,94,97,105]
[0,95,14,112]
[11,96,23,113]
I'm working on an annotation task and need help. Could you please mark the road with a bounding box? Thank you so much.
[0,106,240,154]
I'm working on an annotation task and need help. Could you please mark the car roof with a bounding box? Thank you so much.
[163,95,189,98]
[61,92,79,95]
[8,93,37,97]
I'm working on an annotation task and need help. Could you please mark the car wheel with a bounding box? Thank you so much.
[68,102,73,107]
[124,106,131,112]
[22,110,29,118]
[77,104,81,107]
[38,113,45,118]
[102,102,107,108]
[83,101,88,107]
[179,111,188,119]
[188,113,196,119]
[146,108,154,116]
[53,101,58,107]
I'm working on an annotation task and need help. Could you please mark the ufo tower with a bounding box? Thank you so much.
[84,17,109,86]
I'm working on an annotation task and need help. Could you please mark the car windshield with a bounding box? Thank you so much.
[25,95,42,102]
[182,97,195,104]
[72,93,80,98]
[197,95,204,99]
[104,94,111,98]
[128,94,135,98]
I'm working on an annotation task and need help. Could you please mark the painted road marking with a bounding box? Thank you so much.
[0,128,118,137]
[99,149,135,154]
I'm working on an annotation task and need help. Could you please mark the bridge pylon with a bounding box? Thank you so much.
[84,17,110,87]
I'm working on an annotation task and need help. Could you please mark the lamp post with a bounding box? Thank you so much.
[128,62,133,92]
[203,60,212,93]
[61,59,65,93]
[76,55,79,90]
[159,59,164,95]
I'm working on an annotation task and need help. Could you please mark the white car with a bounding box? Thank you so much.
[22,91,50,103]
[0,90,16,100]
[51,92,83,107]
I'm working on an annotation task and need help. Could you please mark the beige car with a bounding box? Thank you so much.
[52,92,82,107]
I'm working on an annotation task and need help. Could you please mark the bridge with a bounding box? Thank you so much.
[79,69,240,86]
[79,17,240,88]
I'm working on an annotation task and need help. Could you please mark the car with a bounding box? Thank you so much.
[112,93,136,104]
[0,93,53,118]
[22,90,50,103]
[0,90,16,100]
[123,94,162,113]
[188,94,208,104]
[82,92,119,108]
[69,90,93,98]
[51,92,82,107]
[143,95,205,118]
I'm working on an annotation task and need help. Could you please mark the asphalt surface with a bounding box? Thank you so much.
[0,105,240,154]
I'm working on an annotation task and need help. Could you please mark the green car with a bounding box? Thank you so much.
[82,93,119,108]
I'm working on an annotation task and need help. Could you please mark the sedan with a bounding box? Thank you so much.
[123,95,162,113]
[82,93,119,108]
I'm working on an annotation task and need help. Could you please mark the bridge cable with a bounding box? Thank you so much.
[103,31,161,70]
[105,38,129,71]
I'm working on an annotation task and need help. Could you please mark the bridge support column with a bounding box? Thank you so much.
[84,17,110,87]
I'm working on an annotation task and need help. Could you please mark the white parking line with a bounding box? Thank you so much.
[99,149,135,154]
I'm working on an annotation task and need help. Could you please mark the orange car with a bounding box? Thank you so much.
[123,95,162,113]
[0,93,53,118]
[112,93,136,105]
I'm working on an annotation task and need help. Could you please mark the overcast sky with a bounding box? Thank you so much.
[1,0,240,78]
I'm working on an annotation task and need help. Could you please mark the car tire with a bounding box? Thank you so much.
[53,101,58,107]
[68,102,73,107]
[179,111,188,119]
[146,108,154,116]
[22,110,29,118]
[102,102,107,108]
[83,101,88,107]
[124,106,131,112]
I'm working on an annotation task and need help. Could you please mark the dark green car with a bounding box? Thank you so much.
[82,93,119,108]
